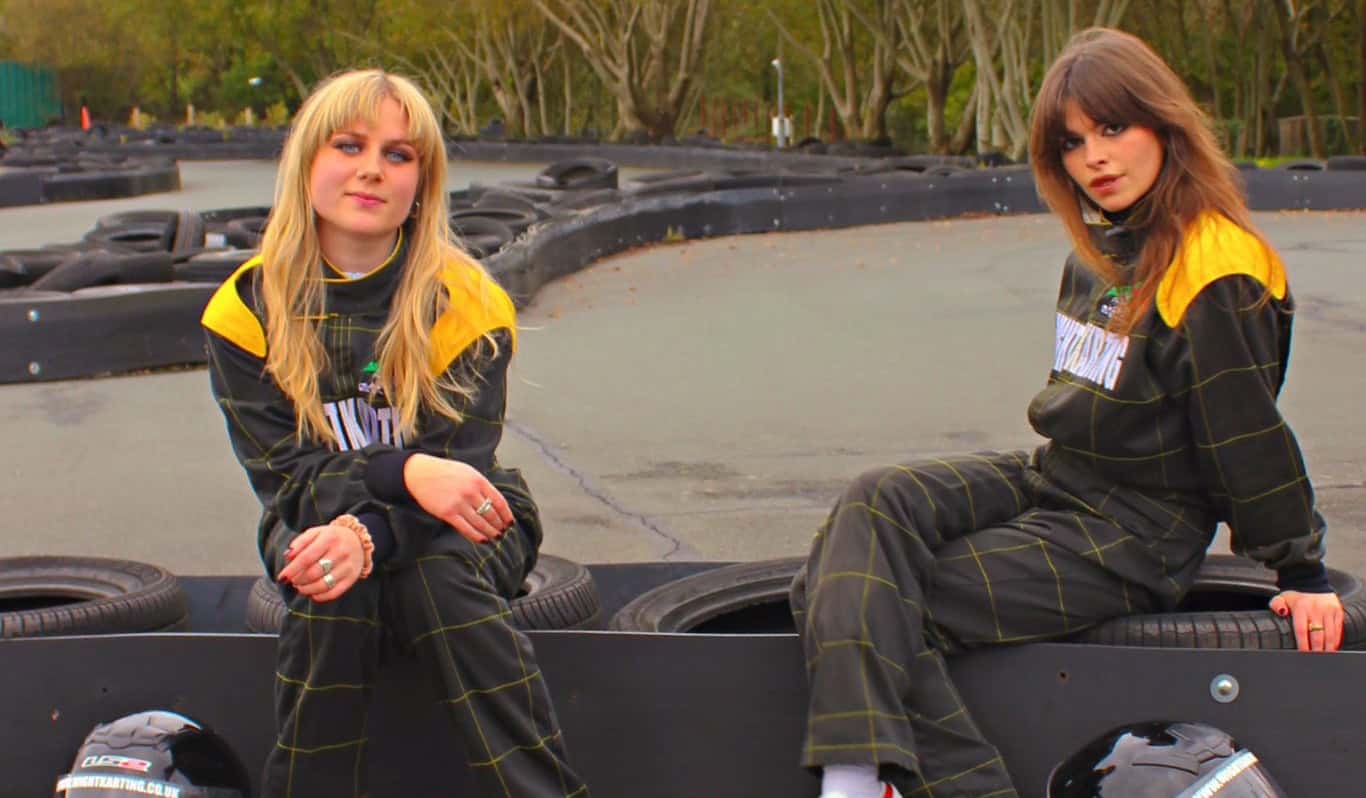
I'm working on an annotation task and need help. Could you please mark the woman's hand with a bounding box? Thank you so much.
[277,523,364,603]
[403,453,514,544]
[1270,590,1344,652]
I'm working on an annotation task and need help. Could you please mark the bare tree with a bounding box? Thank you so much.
[452,5,561,138]
[847,0,970,151]
[534,0,713,141]
[771,0,903,141]
[961,0,1132,158]
[1359,0,1365,153]
[1273,0,1326,157]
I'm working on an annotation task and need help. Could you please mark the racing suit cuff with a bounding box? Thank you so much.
[355,512,395,565]
[365,450,416,504]
[1276,562,1331,593]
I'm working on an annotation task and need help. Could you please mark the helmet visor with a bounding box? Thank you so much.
[1175,750,1289,798]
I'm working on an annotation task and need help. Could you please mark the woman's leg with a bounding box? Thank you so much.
[791,452,1156,797]
[260,528,385,798]
[387,523,587,798]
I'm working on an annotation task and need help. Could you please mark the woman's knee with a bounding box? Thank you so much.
[844,465,907,502]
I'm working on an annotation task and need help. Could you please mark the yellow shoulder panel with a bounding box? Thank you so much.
[429,255,517,375]
[200,256,267,358]
[1156,213,1287,327]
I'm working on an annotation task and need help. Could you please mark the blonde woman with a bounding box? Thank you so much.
[203,70,586,797]
[792,29,1341,798]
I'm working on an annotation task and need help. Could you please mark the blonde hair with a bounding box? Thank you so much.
[259,68,495,444]
[1029,28,1269,333]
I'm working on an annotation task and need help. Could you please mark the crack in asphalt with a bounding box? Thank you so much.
[506,419,698,560]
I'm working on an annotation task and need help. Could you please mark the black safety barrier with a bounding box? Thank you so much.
[0,169,46,207]
[0,283,215,381]
[3,159,1364,383]
[3,564,1366,797]
[0,158,180,206]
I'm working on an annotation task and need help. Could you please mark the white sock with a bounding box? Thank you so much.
[821,764,883,798]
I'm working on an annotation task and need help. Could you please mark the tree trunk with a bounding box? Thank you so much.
[1359,0,1366,152]
[1272,2,1323,157]
[949,80,979,154]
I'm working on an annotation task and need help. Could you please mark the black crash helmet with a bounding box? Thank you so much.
[1047,721,1287,798]
[55,710,249,798]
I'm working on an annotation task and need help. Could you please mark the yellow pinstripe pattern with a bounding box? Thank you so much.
[206,247,582,796]
[793,452,1196,797]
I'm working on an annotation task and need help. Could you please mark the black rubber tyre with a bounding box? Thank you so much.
[1326,155,1366,171]
[1073,555,1366,649]
[474,190,548,218]
[0,249,87,281]
[1280,159,1326,171]
[199,205,272,226]
[82,222,175,253]
[610,557,802,633]
[245,554,600,634]
[449,215,515,259]
[0,556,189,638]
[94,209,180,230]
[32,251,175,291]
[0,254,34,288]
[536,157,619,191]
[609,555,1366,650]
[175,249,257,284]
[245,575,287,634]
[510,554,601,630]
[224,216,268,249]
[449,207,540,235]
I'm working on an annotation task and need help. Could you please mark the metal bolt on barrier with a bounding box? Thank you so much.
[28,362,41,376]
[1210,673,1240,703]
[27,310,40,322]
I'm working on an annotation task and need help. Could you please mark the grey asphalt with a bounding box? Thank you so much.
[3,162,1363,582]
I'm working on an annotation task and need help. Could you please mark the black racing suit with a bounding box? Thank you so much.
[792,212,1328,798]
[203,235,587,798]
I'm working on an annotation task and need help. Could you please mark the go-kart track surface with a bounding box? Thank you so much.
[2,161,1365,579]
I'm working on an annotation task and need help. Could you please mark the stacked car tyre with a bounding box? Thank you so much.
[0,556,189,638]
[245,554,602,633]
[609,555,1366,650]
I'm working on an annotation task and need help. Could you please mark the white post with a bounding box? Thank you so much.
[770,58,786,148]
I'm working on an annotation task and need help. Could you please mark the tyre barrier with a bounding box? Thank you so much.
[0,156,182,207]
[244,554,601,633]
[535,157,619,191]
[3,155,1365,382]
[0,556,189,638]
[2,126,285,163]
[449,214,517,259]
[608,554,1366,651]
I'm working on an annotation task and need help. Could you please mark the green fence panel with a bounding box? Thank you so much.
[0,62,62,130]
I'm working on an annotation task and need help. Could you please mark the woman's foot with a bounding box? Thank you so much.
[820,765,902,798]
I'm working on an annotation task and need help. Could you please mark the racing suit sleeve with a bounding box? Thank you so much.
[1179,275,1329,592]
[206,326,516,568]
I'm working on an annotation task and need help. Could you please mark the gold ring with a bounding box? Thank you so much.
[1308,622,1325,633]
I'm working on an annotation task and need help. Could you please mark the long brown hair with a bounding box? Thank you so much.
[260,69,497,444]
[1029,28,1267,332]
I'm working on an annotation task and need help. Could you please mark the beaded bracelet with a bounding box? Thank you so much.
[331,514,375,579]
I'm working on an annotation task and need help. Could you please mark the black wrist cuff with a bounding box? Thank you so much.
[365,450,416,504]
[1277,562,1332,593]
